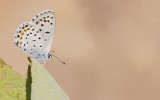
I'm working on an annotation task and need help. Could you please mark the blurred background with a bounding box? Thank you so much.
[0,0,160,100]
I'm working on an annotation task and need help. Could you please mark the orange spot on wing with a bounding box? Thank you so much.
[23,27,30,31]
[19,36,22,39]
[19,41,22,45]
[20,32,24,35]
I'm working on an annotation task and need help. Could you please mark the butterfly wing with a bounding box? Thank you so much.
[31,10,55,54]
[14,22,44,58]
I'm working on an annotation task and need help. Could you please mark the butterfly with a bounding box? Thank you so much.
[14,10,55,64]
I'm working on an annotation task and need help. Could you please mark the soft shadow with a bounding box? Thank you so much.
[26,64,32,100]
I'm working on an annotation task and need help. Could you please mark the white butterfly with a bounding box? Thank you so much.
[14,10,55,63]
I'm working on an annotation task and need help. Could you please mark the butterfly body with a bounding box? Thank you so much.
[14,10,55,62]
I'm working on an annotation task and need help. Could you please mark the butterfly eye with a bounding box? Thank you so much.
[47,54,52,59]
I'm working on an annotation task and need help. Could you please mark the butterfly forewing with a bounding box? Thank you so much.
[31,10,55,53]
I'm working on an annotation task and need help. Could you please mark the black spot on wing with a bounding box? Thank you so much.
[36,21,39,24]
[39,29,42,31]
[45,31,50,34]
[15,41,18,46]
[41,24,44,26]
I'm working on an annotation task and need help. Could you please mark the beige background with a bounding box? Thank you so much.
[0,0,160,100]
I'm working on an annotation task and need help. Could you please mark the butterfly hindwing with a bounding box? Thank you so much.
[14,22,44,58]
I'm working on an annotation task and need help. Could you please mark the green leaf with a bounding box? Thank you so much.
[0,58,69,100]
[29,58,70,100]
[0,59,26,100]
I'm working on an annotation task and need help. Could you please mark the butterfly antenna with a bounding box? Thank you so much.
[53,55,66,65]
